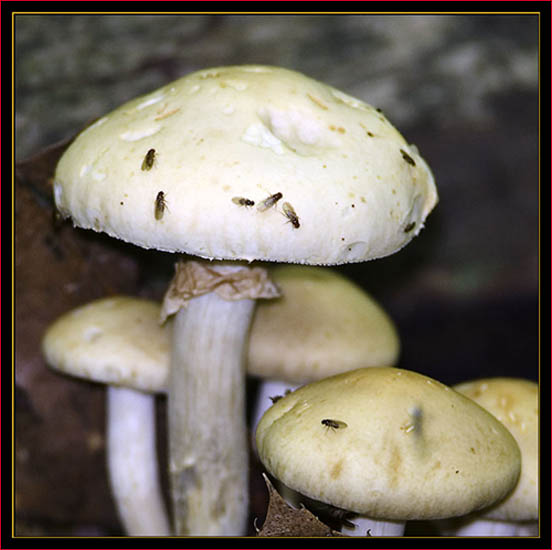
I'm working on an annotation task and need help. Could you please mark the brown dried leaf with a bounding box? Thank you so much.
[256,474,344,537]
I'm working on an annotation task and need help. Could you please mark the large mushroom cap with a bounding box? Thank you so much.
[256,367,521,520]
[248,265,400,383]
[453,378,538,522]
[42,296,170,392]
[53,65,437,265]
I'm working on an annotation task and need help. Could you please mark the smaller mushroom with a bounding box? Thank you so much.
[256,368,522,536]
[435,378,538,536]
[42,296,171,536]
[248,264,400,430]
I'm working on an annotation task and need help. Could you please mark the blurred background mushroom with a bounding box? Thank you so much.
[41,296,172,536]
[434,378,538,536]
[14,13,539,536]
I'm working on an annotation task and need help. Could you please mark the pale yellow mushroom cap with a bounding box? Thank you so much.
[247,265,399,383]
[53,65,437,265]
[453,378,538,521]
[256,367,521,520]
[42,296,170,392]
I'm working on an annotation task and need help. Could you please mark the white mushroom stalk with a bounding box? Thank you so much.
[169,294,253,535]
[162,260,279,535]
[341,518,405,537]
[107,387,171,536]
[438,517,538,536]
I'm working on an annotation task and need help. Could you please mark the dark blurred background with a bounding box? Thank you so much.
[14,14,539,536]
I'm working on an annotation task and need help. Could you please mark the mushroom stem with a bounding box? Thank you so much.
[341,518,405,537]
[106,386,171,536]
[437,517,538,536]
[168,291,254,535]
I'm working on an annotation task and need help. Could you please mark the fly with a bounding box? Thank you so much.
[154,191,167,220]
[142,148,156,171]
[400,149,416,167]
[321,419,348,431]
[232,196,255,207]
[256,192,283,212]
[404,221,416,233]
[282,202,300,228]
[269,389,291,404]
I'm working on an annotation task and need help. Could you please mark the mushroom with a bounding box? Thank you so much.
[52,65,438,535]
[41,296,171,536]
[435,378,538,536]
[248,264,400,430]
[255,367,522,536]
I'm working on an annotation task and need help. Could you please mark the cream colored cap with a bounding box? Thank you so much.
[53,65,437,265]
[453,378,538,521]
[42,296,170,392]
[256,367,521,520]
[248,265,399,383]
